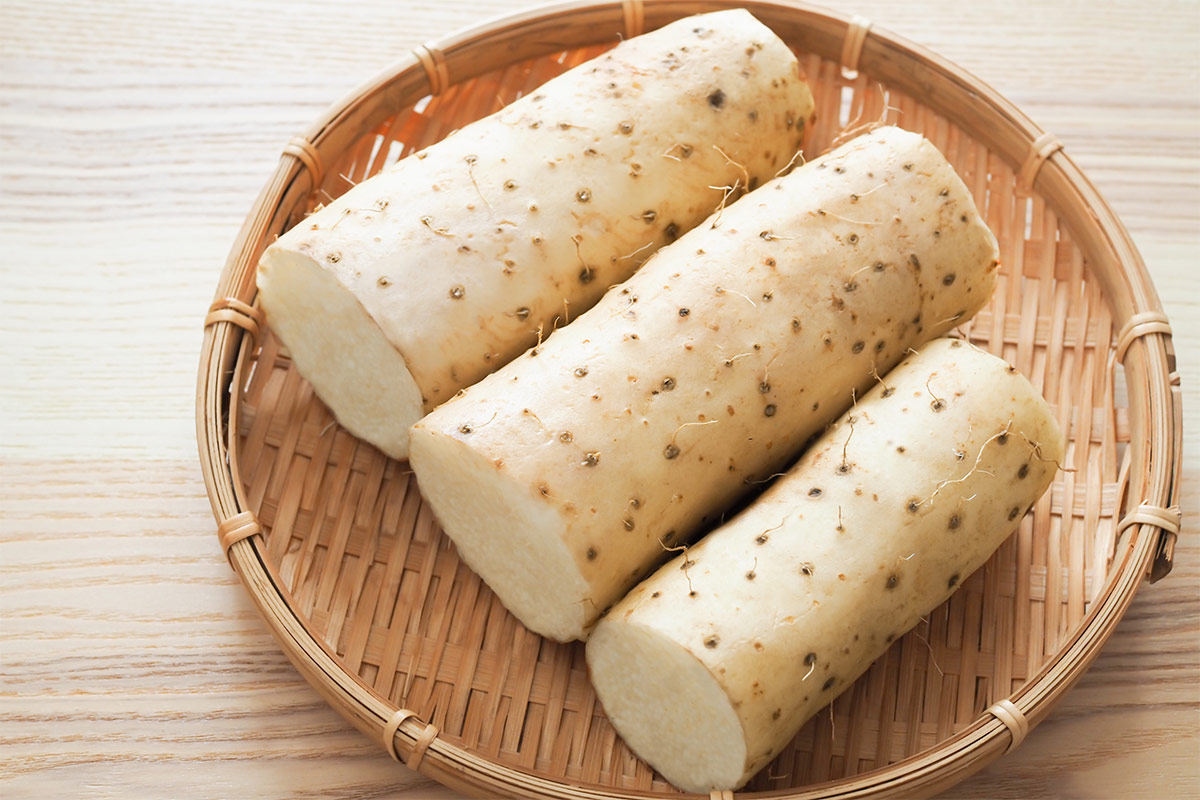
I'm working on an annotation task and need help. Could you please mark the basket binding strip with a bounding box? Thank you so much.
[196,2,1182,796]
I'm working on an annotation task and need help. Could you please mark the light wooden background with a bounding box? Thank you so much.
[2,1,1197,797]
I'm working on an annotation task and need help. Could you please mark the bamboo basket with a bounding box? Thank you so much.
[196,1,1183,796]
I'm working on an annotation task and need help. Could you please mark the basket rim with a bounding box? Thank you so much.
[195,1,1183,797]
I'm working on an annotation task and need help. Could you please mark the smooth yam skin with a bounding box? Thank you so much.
[257,9,813,459]
[586,339,1065,792]
[410,127,1000,641]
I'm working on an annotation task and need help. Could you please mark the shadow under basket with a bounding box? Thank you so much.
[196,1,1183,797]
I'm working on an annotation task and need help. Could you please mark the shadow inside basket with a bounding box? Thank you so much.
[234,43,1128,794]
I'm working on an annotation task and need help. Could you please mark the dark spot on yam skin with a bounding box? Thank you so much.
[875,340,886,353]
[852,341,865,354]
[949,514,961,529]
[755,533,769,545]
[772,709,781,720]
[822,677,836,691]
[943,273,957,286]
[1009,506,1021,520]
[449,285,465,299]
[1018,463,1030,479]
[651,591,660,598]
[623,518,635,531]
[884,388,896,398]
[574,366,588,378]
[458,424,472,434]
[704,636,719,649]
[808,487,822,498]
[665,222,680,239]
[886,574,899,589]
[559,431,573,443]
[764,404,777,417]
[907,499,921,512]
[582,452,600,467]
[804,652,817,665]
[931,399,946,412]
[886,633,896,643]
[662,377,676,391]
[576,188,591,202]
[586,547,597,560]
[707,89,726,108]
[578,267,594,284]
[664,444,680,459]
[948,574,960,588]
[678,307,690,317]
[800,562,815,576]
[998,433,1009,445]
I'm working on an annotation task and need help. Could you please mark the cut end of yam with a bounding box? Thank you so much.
[257,247,423,460]
[408,424,589,641]
[587,617,747,793]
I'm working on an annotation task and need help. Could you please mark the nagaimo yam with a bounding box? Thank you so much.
[410,127,1000,641]
[257,10,814,458]
[587,338,1064,792]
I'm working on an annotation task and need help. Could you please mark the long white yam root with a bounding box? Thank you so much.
[409,126,1000,642]
[586,338,1064,792]
[257,9,814,459]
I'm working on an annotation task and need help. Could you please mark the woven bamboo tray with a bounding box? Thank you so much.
[196,1,1183,796]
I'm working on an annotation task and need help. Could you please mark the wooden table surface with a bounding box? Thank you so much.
[2,1,1197,797]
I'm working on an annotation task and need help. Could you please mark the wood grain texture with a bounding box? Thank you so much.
[1,1,1196,798]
